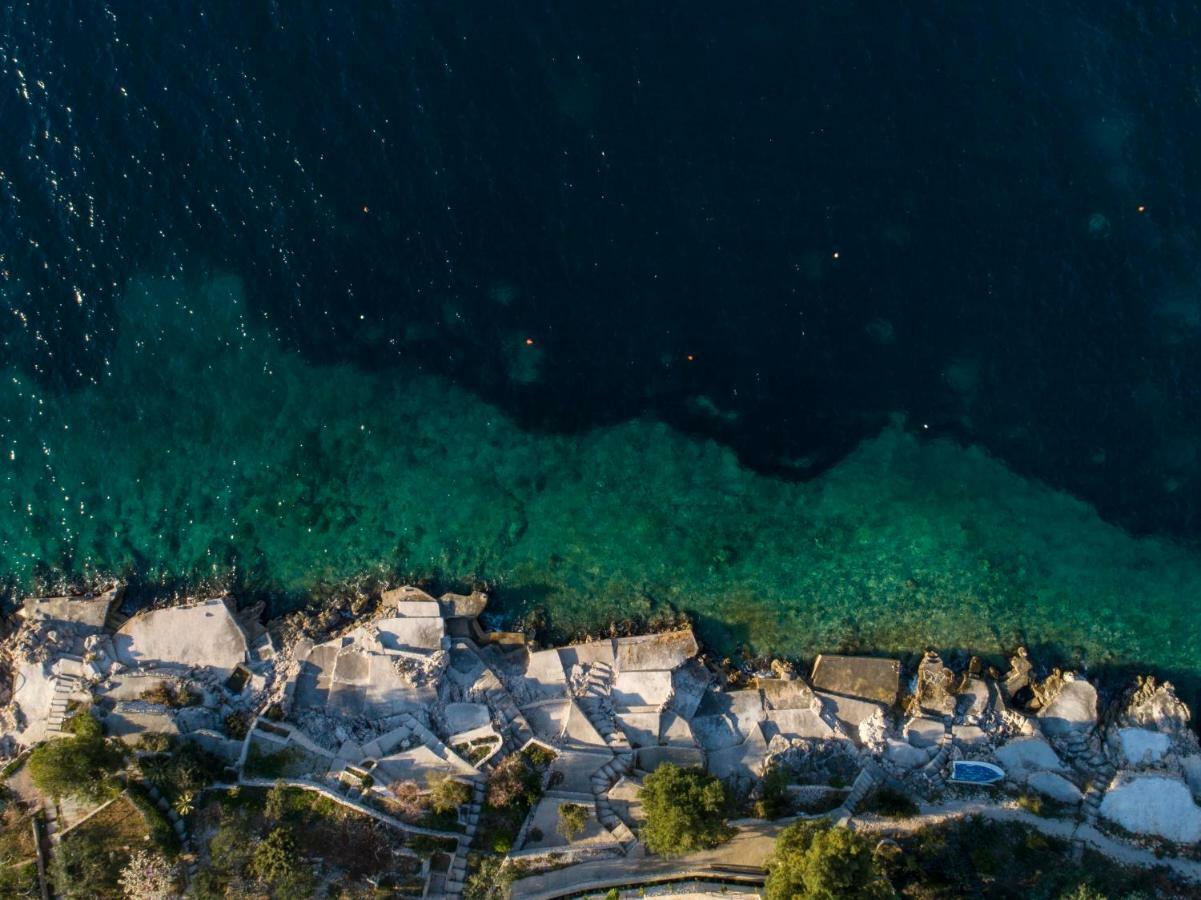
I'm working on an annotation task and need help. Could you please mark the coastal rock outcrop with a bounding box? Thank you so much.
[1099,774,1201,844]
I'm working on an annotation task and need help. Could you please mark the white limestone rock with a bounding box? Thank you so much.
[1181,755,1201,802]
[1026,771,1083,805]
[1037,676,1097,738]
[952,724,988,747]
[1099,774,1201,843]
[1116,727,1170,767]
[904,717,946,748]
[884,738,931,771]
[994,735,1068,776]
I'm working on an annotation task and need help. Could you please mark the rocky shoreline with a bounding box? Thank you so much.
[4,584,1201,897]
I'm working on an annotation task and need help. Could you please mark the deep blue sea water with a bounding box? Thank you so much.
[2,3,1200,673]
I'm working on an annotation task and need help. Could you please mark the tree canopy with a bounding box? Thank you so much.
[638,763,733,856]
[28,714,123,803]
[764,822,895,900]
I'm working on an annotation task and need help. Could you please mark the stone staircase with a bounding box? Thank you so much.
[918,728,955,794]
[832,761,882,821]
[442,780,486,897]
[590,753,637,850]
[45,670,84,736]
[482,681,534,754]
[575,662,632,751]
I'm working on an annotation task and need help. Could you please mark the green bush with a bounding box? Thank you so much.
[28,714,123,803]
[127,784,181,854]
[754,765,794,819]
[638,763,733,856]
[556,802,589,841]
[486,755,541,809]
[464,855,515,900]
[764,823,895,900]
[868,787,919,819]
[429,776,472,814]
[136,741,223,802]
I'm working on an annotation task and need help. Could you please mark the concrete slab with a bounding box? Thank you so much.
[549,749,612,795]
[373,617,445,654]
[615,711,661,748]
[815,691,884,734]
[1100,774,1201,843]
[381,586,438,608]
[952,724,989,747]
[764,708,837,742]
[956,677,993,720]
[637,746,705,772]
[1117,727,1170,767]
[659,711,698,747]
[614,630,698,673]
[903,717,947,748]
[375,744,478,785]
[670,662,712,719]
[691,714,743,752]
[1027,771,1083,805]
[444,703,491,734]
[521,796,611,850]
[114,598,247,677]
[524,649,570,699]
[106,704,180,743]
[333,650,372,685]
[607,775,646,827]
[707,723,768,783]
[810,654,899,706]
[563,701,609,749]
[758,678,817,711]
[613,670,673,709]
[22,588,119,628]
[523,700,572,743]
[558,640,617,671]
[884,739,931,771]
[388,601,442,618]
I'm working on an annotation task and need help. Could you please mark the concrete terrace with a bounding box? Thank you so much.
[6,590,1201,898]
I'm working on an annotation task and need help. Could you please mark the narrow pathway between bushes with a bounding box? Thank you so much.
[511,802,1201,899]
[853,801,1201,884]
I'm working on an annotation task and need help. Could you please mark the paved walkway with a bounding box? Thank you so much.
[511,822,779,899]
[855,801,1201,883]
[512,801,1201,899]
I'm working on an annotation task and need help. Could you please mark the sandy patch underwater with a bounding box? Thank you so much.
[1,274,1199,672]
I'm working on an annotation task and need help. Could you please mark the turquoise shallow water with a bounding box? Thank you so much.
[2,274,1200,673]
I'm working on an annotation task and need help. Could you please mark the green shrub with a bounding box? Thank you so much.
[127,784,181,854]
[638,763,733,856]
[868,787,918,819]
[486,755,541,809]
[224,713,250,740]
[754,765,794,819]
[556,802,589,841]
[28,715,123,802]
[464,855,515,900]
[429,776,471,814]
[764,823,895,900]
[243,744,300,778]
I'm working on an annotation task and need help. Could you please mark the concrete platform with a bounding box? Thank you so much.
[114,598,247,677]
[810,654,899,706]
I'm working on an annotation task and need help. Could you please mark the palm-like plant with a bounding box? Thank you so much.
[174,790,195,816]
